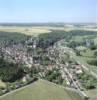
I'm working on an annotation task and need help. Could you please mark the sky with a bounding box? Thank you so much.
[0,0,97,23]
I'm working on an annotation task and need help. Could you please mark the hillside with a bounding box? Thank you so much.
[85,89,97,100]
[0,79,84,100]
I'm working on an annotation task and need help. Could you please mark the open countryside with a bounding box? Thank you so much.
[0,0,96,100]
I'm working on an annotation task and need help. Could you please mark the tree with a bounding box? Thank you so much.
[85,80,95,89]
[94,51,97,57]
[0,58,24,82]
[75,50,81,56]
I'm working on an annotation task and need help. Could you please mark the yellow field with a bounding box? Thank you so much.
[0,26,96,36]
[83,28,97,32]
[0,26,52,36]
[0,26,73,36]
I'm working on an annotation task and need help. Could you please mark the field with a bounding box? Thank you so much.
[64,25,97,32]
[0,26,52,36]
[74,55,97,73]
[80,49,95,58]
[0,26,73,37]
[71,35,97,44]
[0,80,6,88]
[70,34,97,73]
[70,36,84,43]
[77,48,97,73]
[0,25,96,36]
[0,79,84,100]
[85,89,97,100]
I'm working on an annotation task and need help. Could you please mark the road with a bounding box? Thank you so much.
[60,64,88,98]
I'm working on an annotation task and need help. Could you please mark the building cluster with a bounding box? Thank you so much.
[0,44,33,68]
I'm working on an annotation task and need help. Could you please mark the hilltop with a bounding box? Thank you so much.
[0,79,84,100]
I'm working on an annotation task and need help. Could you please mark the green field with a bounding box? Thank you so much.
[74,54,97,73]
[80,49,95,58]
[71,36,84,43]
[94,37,97,45]
[77,49,97,73]
[0,79,84,100]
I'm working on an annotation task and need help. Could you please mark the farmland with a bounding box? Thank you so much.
[0,0,96,99]
[0,26,51,36]
[0,25,97,36]
[0,25,97,100]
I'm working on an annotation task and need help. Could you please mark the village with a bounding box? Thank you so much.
[0,36,97,98]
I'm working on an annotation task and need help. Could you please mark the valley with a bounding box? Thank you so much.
[0,24,97,100]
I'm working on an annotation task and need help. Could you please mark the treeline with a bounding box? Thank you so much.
[37,30,97,49]
[87,59,97,66]
[44,68,63,85]
[37,31,68,48]
[0,58,24,82]
[78,72,97,89]
[0,30,96,48]
[0,31,29,46]
[69,30,97,36]
[0,23,64,27]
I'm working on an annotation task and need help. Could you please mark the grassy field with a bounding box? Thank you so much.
[0,79,84,100]
[78,48,97,73]
[0,80,6,88]
[80,49,95,58]
[85,89,97,100]
[71,36,84,43]
[74,55,97,73]
[71,35,97,43]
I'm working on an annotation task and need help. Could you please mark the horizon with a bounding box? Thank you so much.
[0,22,96,24]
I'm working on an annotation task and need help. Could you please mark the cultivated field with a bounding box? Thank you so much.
[64,25,97,32]
[0,26,51,36]
[0,26,66,36]
[0,79,84,100]
[0,25,96,36]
